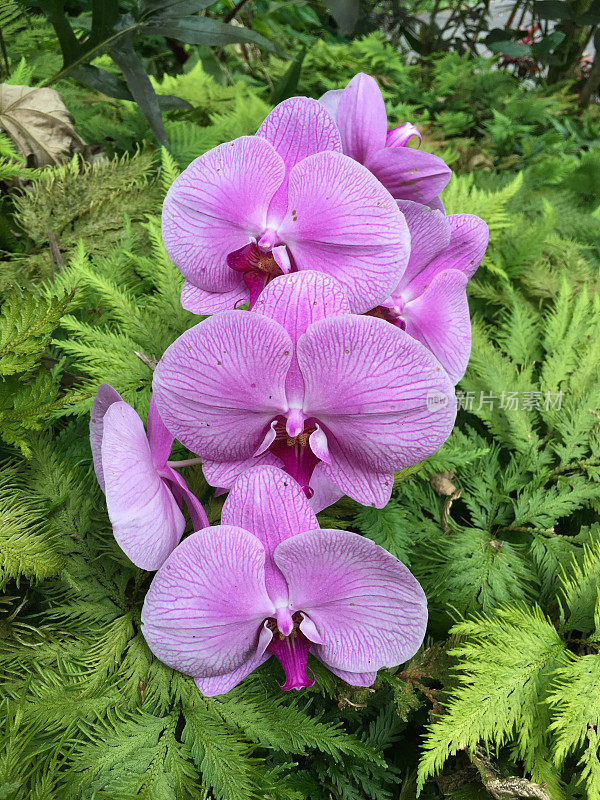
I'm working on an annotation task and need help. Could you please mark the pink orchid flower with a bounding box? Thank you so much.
[141,466,427,695]
[319,73,451,210]
[90,384,208,570]
[152,272,456,511]
[368,201,489,383]
[161,96,410,316]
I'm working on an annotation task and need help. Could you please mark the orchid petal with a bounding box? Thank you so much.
[102,402,185,570]
[365,147,451,203]
[254,272,350,342]
[298,314,456,474]
[163,466,209,532]
[426,195,446,213]
[254,272,350,405]
[258,94,344,226]
[141,526,276,678]
[223,466,317,546]
[318,88,343,121]
[403,269,471,384]
[275,529,427,673]
[256,96,341,174]
[386,123,421,148]
[318,441,394,508]
[195,651,271,696]
[223,466,318,602]
[202,451,280,489]
[162,136,285,292]
[278,151,410,313]
[153,312,291,462]
[327,666,377,687]
[336,73,387,163]
[146,394,173,467]
[308,464,344,512]
[433,214,489,279]
[181,280,249,315]
[90,383,123,493]
[396,199,450,286]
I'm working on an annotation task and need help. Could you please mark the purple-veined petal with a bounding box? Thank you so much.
[426,195,445,213]
[223,466,318,603]
[163,466,209,532]
[194,650,271,696]
[254,272,350,342]
[395,199,451,286]
[147,394,173,467]
[336,73,387,163]
[365,147,451,203]
[386,123,421,148]
[202,451,281,490]
[298,314,456,474]
[402,269,471,384]
[153,312,291,462]
[102,402,185,570]
[317,439,394,508]
[254,272,350,405]
[162,136,285,292]
[256,96,341,175]
[181,280,249,315]
[141,526,276,678]
[431,214,489,279]
[327,666,377,686]
[275,529,427,673]
[308,464,344,512]
[90,383,123,493]
[278,151,410,313]
[318,88,343,121]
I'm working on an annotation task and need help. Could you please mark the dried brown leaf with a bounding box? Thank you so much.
[0,84,84,167]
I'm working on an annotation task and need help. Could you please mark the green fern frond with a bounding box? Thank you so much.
[559,533,600,635]
[548,654,600,799]
[417,605,568,790]
[0,462,63,586]
[0,288,71,377]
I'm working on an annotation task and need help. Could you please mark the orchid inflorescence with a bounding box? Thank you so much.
[91,72,489,695]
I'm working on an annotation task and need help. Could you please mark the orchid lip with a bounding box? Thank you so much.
[365,303,405,329]
[266,614,315,691]
[262,416,324,499]
[226,241,286,309]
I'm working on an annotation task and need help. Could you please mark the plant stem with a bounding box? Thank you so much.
[167,457,204,468]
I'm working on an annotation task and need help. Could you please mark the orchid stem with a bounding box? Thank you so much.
[167,457,203,468]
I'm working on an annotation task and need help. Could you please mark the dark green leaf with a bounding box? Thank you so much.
[89,0,119,46]
[486,27,523,43]
[270,48,306,106]
[144,16,274,49]
[108,34,169,148]
[535,0,575,20]
[37,0,82,65]
[488,39,533,57]
[532,30,566,56]
[71,65,192,109]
